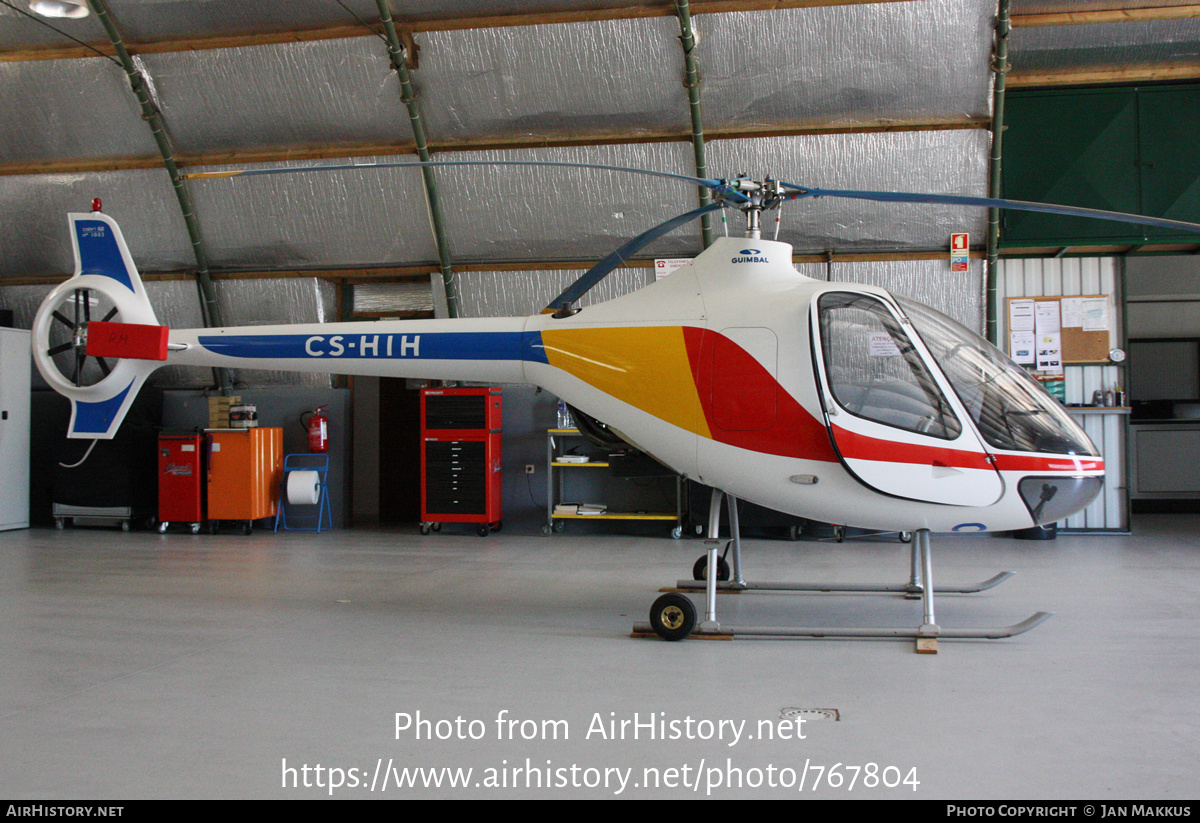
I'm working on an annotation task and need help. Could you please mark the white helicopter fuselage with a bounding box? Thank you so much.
[36,216,1104,534]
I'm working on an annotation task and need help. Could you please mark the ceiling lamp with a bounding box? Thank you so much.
[29,1,90,18]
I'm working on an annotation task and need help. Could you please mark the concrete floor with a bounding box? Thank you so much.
[1,515,1198,799]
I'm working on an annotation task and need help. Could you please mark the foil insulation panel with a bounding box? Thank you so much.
[140,278,212,388]
[831,258,985,334]
[1012,0,1198,12]
[0,170,193,278]
[215,276,335,327]
[89,0,382,43]
[695,0,994,128]
[186,157,439,270]
[1011,19,1200,73]
[454,266,651,318]
[433,143,704,262]
[0,58,159,164]
[352,281,435,315]
[0,284,62,333]
[139,38,408,155]
[705,129,991,253]
[416,16,689,143]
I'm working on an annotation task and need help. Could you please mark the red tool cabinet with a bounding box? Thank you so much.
[420,387,502,536]
[157,432,204,534]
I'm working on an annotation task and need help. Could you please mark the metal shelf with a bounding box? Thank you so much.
[545,429,682,536]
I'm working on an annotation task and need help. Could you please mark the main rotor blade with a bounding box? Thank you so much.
[782,185,1200,234]
[186,159,724,192]
[543,202,724,312]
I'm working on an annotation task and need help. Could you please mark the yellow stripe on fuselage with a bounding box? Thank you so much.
[540,326,711,439]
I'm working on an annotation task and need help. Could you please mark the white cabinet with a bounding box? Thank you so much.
[0,327,30,530]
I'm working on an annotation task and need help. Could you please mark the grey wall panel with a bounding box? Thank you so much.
[97,0,380,42]
[456,266,650,318]
[1014,0,1196,10]
[0,3,105,50]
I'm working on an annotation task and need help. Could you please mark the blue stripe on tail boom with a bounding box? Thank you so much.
[198,330,550,363]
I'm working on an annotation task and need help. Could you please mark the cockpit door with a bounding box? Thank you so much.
[810,291,1004,507]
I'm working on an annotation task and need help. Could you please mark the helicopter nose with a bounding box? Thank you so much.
[1017,475,1104,525]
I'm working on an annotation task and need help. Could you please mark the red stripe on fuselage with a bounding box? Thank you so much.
[831,425,994,470]
[682,327,837,462]
[832,426,1104,474]
[992,453,1104,473]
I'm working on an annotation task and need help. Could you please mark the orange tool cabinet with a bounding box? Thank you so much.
[206,427,283,534]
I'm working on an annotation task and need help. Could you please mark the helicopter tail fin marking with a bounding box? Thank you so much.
[73,214,141,296]
[69,381,137,437]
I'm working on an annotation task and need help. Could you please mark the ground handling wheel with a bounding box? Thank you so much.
[649,593,696,641]
[692,554,730,582]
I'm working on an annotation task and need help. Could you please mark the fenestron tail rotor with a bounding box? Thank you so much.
[32,210,171,439]
[44,287,119,388]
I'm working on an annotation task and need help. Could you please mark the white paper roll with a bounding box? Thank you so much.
[287,470,321,505]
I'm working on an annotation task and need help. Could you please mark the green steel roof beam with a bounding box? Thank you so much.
[376,1,459,319]
[986,0,1011,345]
[674,0,714,249]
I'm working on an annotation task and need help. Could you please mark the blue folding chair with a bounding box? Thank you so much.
[274,453,332,533]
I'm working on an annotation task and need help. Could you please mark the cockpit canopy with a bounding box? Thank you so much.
[895,296,1098,457]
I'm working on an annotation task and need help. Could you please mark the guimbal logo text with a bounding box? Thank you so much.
[731,248,769,264]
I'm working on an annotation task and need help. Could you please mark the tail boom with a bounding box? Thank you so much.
[165,317,536,385]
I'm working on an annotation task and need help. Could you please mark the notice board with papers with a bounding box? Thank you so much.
[1006,295,1113,365]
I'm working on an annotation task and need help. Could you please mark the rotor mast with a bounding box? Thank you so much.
[715,177,788,240]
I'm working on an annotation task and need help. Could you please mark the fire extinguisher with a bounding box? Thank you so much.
[302,405,329,453]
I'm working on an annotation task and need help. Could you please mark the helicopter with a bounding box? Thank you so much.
[31,162,1200,649]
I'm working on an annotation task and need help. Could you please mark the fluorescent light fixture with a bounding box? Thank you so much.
[29,1,90,18]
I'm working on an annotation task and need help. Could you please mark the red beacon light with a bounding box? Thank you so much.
[91,198,102,212]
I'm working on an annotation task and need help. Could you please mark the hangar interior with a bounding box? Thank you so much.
[1,0,1199,799]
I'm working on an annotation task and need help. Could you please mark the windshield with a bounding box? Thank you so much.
[896,296,1098,456]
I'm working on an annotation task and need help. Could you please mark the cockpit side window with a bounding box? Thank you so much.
[817,292,962,440]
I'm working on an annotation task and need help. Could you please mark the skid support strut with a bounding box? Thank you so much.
[637,491,1052,651]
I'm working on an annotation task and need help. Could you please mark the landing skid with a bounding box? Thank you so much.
[671,572,1015,595]
[638,489,1052,652]
[632,612,1053,641]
